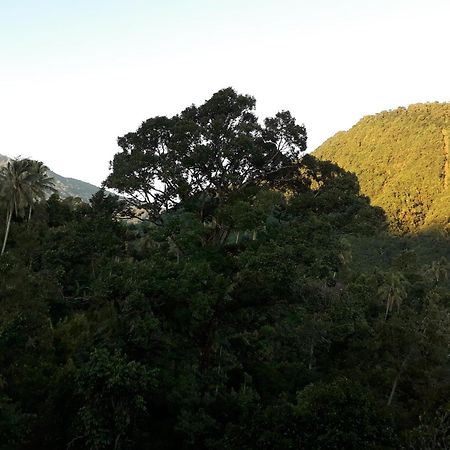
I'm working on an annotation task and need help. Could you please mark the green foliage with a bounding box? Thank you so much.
[0,152,99,202]
[0,391,29,450]
[0,90,448,449]
[75,349,158,450]
[0,158,55,255]
[315,102,450,233]
[295,378,395,449]
[104,87,307,223]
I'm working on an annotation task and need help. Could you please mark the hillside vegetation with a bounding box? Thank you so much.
[315,103,450,233]
[0,154,99,201]
[1,90,449,449]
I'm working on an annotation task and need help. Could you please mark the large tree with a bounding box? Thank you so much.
[104,88,307,224]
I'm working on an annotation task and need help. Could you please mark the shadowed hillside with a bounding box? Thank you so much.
[314,103,450,233]
[0,154,99,201]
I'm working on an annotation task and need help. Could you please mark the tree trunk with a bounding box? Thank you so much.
[220,227,230,244]
[387,353,410,406]
[1,208,13,256]
[308,341,315,370]
[114,432,123,450]
[385,291,392,320]
[387,373,399,406]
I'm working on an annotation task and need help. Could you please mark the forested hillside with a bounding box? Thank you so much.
[314,103,450,233]
[0,154,99,201]
[0,90,449,449]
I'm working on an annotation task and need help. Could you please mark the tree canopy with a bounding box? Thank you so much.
[104,88,307,222]
[0,90,449,449]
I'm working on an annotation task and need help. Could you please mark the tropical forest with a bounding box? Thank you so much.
[0,88,449,450]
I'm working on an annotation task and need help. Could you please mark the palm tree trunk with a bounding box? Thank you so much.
[308,341,315,370]
[387,373,399,406]
[385,290,393,320]
[387,352,410,406]
[1,208,13,256]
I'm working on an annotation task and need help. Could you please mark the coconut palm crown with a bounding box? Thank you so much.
[0,157,55,255]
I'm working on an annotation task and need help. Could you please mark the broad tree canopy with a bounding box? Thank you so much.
[104,88,307,222]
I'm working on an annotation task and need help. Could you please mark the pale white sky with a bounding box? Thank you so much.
[1,0,449,185]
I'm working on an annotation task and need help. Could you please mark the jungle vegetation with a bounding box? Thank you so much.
[0,153,100,202]
[0,89,449,450]
[314,102,450,233]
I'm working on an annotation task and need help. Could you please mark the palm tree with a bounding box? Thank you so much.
[0,158,55,255]
[425,257,449,284]
[378,271,409,320]
[26,160,56,221]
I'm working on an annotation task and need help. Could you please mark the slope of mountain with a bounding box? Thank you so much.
[314,103,450,233]
[0,154,99,201]
[48,171,99,201]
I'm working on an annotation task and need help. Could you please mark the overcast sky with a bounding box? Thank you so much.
[1,0,449,185]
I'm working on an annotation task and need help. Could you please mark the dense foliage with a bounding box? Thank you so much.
[0,153,99,202]
[0,90,449,449]
[314,103,450,233]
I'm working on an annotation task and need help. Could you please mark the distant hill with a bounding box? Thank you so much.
[314,103,450,233]
[0,154,99,202]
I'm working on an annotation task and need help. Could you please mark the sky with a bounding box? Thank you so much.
[1,0,449,186]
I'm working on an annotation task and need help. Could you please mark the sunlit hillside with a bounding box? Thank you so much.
[314,103,450,233]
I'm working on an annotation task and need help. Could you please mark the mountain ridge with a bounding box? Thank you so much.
[0,153,99,202]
